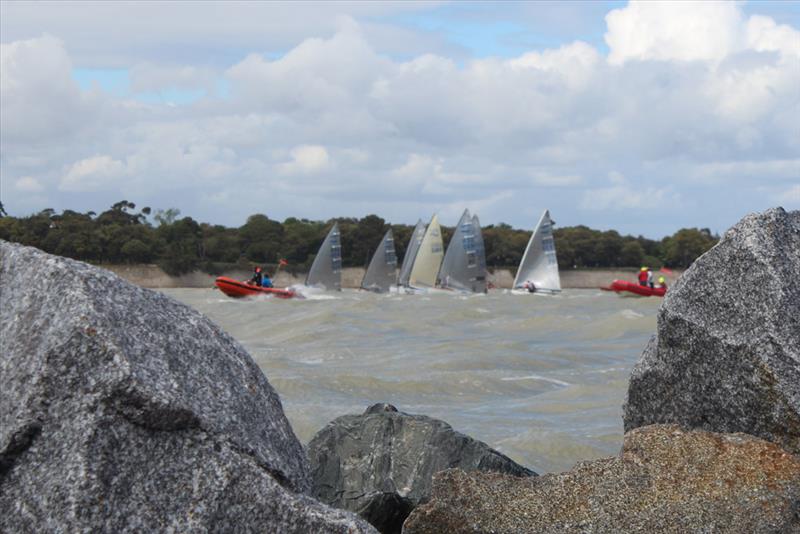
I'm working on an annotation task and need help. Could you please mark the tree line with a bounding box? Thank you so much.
[0,201,719,275]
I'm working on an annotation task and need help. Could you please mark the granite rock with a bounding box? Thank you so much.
[403,424,800,533]
[0,241,375,533]
[623,208,800,454]
[309,403,535,533]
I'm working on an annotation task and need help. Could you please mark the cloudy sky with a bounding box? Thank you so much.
[1,1,798,237]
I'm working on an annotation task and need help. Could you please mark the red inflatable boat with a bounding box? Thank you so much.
[601,279,666,297]
[215,276,298,299]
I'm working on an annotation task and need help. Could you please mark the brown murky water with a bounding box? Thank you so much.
[163,288,660,473]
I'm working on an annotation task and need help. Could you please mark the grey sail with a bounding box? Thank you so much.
[439,209,486,293]
[512,210,561,293]
[361,229,397,293]
[397,219,426,287]
[471,214,488,293]
[306,222,342,291]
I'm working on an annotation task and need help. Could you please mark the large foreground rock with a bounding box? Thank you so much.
[309,403,534,534]
[623,208,800,454]
[403,424,800,533]
[0,241,374,532]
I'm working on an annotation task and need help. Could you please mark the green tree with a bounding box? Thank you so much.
[620,241,645,267]
[154,208,181,226]
[281,217,326,270]
[348,215,387,267]
[662,228,718,268]
[239,214,284,263]
[157,217,202,275]
[120,239,152,263]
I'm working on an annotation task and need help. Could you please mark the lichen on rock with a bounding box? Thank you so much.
[0,240,375,533]
[309,403,534,533]
[623,207,800,455]
[403,424,800,533]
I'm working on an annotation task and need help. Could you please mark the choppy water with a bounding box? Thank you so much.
[162,288,660,473]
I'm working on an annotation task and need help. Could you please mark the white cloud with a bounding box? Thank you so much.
[692,159,800,184]
[0,3,797,235]
[60,155,127,192]
[580,172,679,211]
[531,172,584,187]
[775,184,800,205]
[0,2,450,67]
[0,34,96,143]
[129,63,217,94]
[746,15,800,58]
[14,176,44,192]
[605,1,744,65]
[279,145,332,175]
[580,184,679,211]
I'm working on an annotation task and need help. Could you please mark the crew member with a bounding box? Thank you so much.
[262,271,274,288]
[638,267,648,287]
[524,280,536,293]
[658,275,667,289]
[647,269,654,289]
[251,266,263,287]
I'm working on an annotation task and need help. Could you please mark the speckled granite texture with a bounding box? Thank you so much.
[0,240,375,533]
[403,424,800,533]
[309,403,534,533]
[623,208,800,455]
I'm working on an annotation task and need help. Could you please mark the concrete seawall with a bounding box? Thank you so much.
[101,264,682,290]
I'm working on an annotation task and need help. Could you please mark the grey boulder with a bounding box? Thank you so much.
[308,403,535,534]
[403,424,800,533]
[0,241,375,533]
[624,208,800,455]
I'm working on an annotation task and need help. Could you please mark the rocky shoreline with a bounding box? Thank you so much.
[1,207,798,533]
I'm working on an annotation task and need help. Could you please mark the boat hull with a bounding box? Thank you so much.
[602,279,666,297]
[215,276,298,299]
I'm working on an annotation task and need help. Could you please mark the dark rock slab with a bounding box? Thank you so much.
[623,208,800,455]
[403,424,800,533]
[0,241,375,533]
[309,403,535,533]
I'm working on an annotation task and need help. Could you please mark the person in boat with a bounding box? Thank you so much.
[638,267,649,287]
[523,280,536,293]
[658,275,667,289]
[250,266,263,287]
[647,269,655,289]
[262,271,274,288]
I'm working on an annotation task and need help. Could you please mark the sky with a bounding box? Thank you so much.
[1,1,798,238]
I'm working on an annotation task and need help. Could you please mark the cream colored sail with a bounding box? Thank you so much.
[408,214,444,288]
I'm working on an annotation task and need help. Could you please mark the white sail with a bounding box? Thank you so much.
[398,219,426,287]
[306,222,342,291]
[513,210,561,293]
[361,229,397,293]
[408,214,444,288]
[438,209,487,293]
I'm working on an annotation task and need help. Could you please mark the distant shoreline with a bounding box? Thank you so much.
[101,264,683,290]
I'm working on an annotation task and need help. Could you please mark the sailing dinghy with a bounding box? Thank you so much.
[512,210,561,294]
[438,209,488,293]
[396,219,426,290]
[305,222,342,291]
[406,214,444,293]
[361,229,398,293]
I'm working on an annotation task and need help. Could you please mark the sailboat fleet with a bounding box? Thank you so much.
[302,209,561,295]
